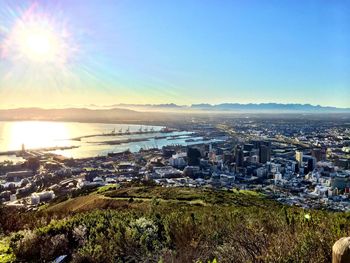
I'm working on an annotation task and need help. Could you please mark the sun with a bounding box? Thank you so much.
[17,24,60,63]
[1,6,74,65]
[24,30,53,59]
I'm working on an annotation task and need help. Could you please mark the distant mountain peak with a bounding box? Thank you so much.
[189,103,350,112]
[95,102,350,112]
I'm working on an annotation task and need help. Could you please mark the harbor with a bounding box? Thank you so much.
[0,122,214,160]
[70,126,176,141]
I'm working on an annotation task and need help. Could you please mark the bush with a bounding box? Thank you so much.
[4,186,350,262]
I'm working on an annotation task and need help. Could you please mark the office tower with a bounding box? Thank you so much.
[259,145,271,164]
[295,151,303,167]
[243,144,254,151]
[235,146,244,168]
[307,157,316,172]
[312,148,326,162]
[258,141,271,164]
[187,147,201,166]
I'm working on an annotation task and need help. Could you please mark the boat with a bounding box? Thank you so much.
[160,127,176,133]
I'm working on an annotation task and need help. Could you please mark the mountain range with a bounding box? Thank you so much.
[102,103,350,113]
[0,103,349,123]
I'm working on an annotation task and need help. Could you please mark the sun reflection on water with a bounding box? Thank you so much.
[3,121,72,151]
[0,121,197,159]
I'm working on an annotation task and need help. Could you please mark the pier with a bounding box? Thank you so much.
[71,127,177,141]
[0,146,79,157]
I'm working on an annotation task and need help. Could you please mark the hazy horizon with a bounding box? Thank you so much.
[0,0,349,108]
[1,101,350,111]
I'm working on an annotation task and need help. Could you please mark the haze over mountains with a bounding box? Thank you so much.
[0,103,349,123]
[95,103,350,113]
[0,102,349,121]
[0,108,147,123]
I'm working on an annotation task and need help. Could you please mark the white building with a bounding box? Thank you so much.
[10,194,17,202]
[169,153,187,168]
[77,178,105,189]
[312,185,329,198]
[274,172,283,184]
[152,166,182,179]
[31,190,55,205]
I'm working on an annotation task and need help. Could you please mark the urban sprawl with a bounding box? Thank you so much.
[1,116,350,211]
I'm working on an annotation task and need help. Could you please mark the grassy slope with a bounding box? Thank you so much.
[47,186,268,211]
[2,185,350,262]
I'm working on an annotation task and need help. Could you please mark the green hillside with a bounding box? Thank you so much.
[1,184,350,262]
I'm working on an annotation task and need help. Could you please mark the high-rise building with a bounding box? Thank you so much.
[187,147,201,166]
[235,146,244,168]
[312,148,327,162]
[295,151,303,167]
[251,140,271,164]
[307,157,316,172]
[243,144,254,151]
[259,145,271,164]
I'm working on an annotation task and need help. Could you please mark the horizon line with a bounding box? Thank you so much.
[0,101,349,110]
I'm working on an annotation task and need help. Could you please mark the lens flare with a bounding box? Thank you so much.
[1,4,76,66]
[20,26,56,62]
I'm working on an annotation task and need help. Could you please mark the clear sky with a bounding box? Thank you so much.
[0,0,349,108]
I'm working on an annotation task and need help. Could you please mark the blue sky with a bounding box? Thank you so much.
[0,0,349,108]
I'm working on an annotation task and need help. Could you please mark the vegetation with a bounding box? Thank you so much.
[96,184,120,194]
[1,184,350,262]
[0,238,14,262]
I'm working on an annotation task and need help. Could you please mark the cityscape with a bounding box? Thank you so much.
[1,114,350,212]
[0,0,350,262]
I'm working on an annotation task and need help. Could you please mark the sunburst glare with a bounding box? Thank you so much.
[1,4,77,66]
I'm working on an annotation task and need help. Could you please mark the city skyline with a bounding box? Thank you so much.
[0,0,349,108]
